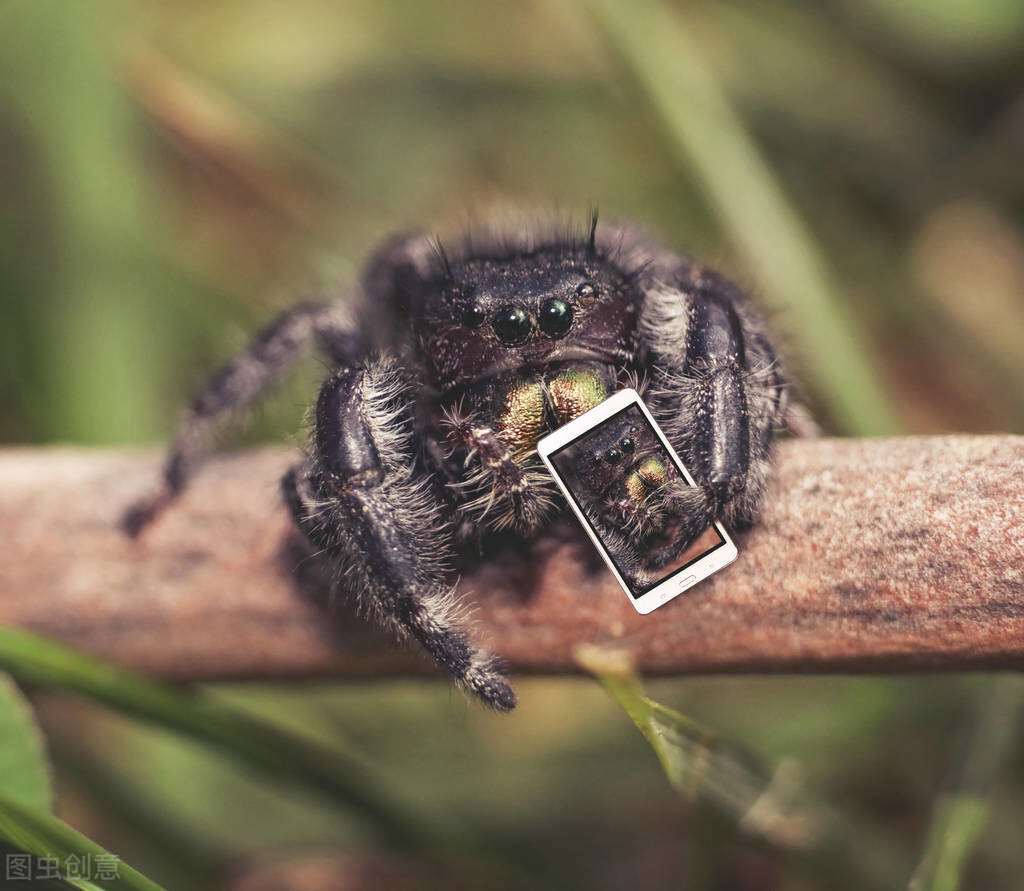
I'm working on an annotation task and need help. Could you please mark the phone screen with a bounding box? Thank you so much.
[546,403,727,599]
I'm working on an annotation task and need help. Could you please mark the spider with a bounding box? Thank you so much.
[550,406,699,590]
[124,216,789,711]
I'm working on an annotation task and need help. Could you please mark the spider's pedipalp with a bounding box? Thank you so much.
[444,416,555,534]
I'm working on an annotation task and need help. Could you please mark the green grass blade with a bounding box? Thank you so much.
[907,678,1024,891]
[0,673,53,812]
[576,645,907,890]
[908,796,988,891]
[583,0,900,434]
[577,646,809,841]
[0,674,124,888]
[0,627,460,856]
[0,795,162,891]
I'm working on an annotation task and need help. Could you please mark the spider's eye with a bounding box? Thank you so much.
[604,448,622,465]
[620,437,635,454]
[492,306,531,345]
[538,298,574,338]
[576,283,597,306]
[462,303,486,328]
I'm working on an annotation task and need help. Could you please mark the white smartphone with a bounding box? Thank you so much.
[537,389,737,614]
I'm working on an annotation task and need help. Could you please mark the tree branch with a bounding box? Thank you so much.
[0,437,1021,681]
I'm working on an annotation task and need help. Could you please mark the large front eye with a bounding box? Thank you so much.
[604,448,622,465]
[539,298,574,338]
[492,306,531,344]
[620,437,635,454]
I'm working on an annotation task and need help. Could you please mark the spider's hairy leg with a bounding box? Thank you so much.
[686,277,785,524]
[578,499,653,591]
[360,231,441,321]
[641,478,720,570]
[686,294,753,495]
[640,270,786,555]
[289,359,516,711]
[123,302,362,536]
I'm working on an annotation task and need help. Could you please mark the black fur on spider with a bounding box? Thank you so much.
[124,215,790,711]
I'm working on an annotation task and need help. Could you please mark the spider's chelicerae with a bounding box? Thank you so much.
[125,216,789,711]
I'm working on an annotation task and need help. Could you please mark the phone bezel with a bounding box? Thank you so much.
[537,388,737,613]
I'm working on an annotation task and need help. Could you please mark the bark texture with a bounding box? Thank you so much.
[0,437,1021,681]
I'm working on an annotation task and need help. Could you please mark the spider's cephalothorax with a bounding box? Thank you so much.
[125,217,789,711]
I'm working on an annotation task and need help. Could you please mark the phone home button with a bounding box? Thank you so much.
[677,575,697,590]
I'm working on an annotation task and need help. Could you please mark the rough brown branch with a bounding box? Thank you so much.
[0,437,1021,681]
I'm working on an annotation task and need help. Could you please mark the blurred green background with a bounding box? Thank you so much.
[1,0,1023,889]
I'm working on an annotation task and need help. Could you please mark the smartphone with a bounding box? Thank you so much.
[537,389,737,613]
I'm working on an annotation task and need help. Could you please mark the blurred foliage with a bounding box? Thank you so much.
[907,678,1024,891]
[0,674,53,813]
[26,674,1024,890]
[576,645,908,889]
[0,673,156,889]
[2,0,1024,444]
[1,0,1023,888]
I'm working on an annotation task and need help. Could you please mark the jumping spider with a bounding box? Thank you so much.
[550,406,703,591]
[125,216,788,711]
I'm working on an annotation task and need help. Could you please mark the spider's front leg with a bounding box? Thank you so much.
[285,358,516,711]
[639,269,787,552]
